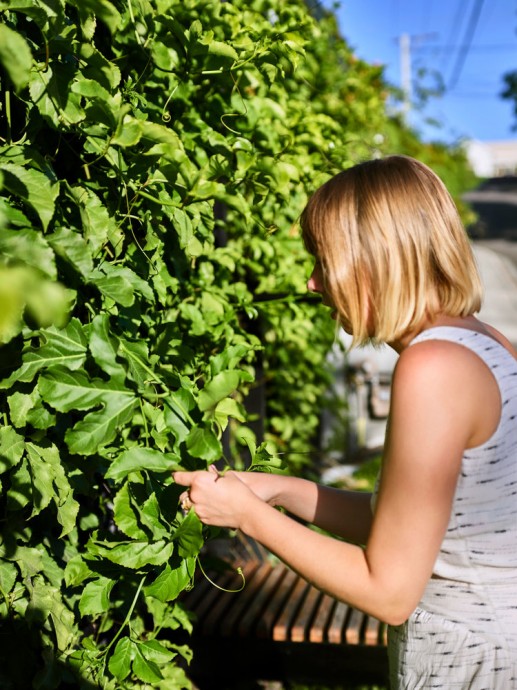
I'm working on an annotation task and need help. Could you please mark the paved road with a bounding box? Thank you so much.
[474,241,517,346]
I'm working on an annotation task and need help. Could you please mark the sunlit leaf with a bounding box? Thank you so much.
[198,371,240,412]
[0,426,24,474]
[132,644,163,683]
[144,558,195,602]
[0,319,87,388]
[108,636,135,680]
[185,425,222,461]
[86,539,174,569]
[113,482,148,540]
[106,447,181,482]
[65,395,138,455]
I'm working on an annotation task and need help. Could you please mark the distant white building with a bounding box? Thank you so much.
[466,140,517,178]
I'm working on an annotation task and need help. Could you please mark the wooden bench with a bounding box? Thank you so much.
[180,537,389,689]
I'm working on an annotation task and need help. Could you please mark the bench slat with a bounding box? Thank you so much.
[255,566,297,639]
[345,605,363,645]
[291,585,322,642]
[237,562,285,637]
[364,612,384,646]
[309,593,336,643]
[273,576,309,642]
[327,599,349,644]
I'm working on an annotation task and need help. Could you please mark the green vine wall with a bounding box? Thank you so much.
[0,1,390,687]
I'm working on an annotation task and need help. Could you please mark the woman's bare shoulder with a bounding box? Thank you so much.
[392,335,501,449]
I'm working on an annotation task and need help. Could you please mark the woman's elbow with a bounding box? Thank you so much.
[369,593,419,627]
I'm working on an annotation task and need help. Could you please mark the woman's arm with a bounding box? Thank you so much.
[231,472,373,545]
[175,340,497,625]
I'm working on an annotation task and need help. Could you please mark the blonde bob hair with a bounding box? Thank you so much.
[301,155,483,346]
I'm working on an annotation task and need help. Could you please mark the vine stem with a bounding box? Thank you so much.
[127,0,143,46]
[5,89,11,144]
[99,574,146,669]
[196,557,246,593]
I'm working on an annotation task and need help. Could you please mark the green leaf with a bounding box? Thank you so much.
[0,23,32,92]
[30,64,85,128]
[68,0,121,34]
[163,395,190,446]
[25,441,79,534]
[71,78,112,103]
[39,367,133,412]
[118,337,154,386]
[46,227,94,278]
[64,555,94,587]
[132,644,163,683]
[106,447,181,482]
[88,314,126,379]
[0,163,59,231]
[137,638,175,664]
[65,395,139,455]
[112,115,143,148]
[139,492,170,539]
[0,426,24,474]
[8,388,51,429]
[0,227,57,279]
[8,545,43,578]
[25,442,55,516]
[185,426,222,461]
[214,397,246,429]
[86,539,174,569]
[28,577,76,652]
[113,482,148,540]
[88,264,154,307]
[144,558,195,602]
[205,39,238,61]
[172,511,203,559]
[57,491,81,537]
[79,576,114,616]
[108,636,135,681]
[67,185,115,255]
[0,266,25,344]
[0,319,87,388]
[0,560,17,596]
[198,371,240,412]
[6,457,31,510]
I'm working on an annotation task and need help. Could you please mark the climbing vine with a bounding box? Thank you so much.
[0,1,390,687]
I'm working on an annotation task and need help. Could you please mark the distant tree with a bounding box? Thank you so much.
[501,71,517,129]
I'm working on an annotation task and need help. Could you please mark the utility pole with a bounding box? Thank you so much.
[397,32,439,115]
[399,33,412,114]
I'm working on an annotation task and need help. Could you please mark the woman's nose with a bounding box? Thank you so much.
[307,265,322,293]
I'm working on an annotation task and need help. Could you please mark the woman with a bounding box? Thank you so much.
[174,156,517,688]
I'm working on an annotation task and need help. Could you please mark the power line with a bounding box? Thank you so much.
[440,0,470,74]
[447,0,486,89]
[416,44,517,53]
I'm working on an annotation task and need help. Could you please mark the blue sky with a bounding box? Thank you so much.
[319,0,517,143]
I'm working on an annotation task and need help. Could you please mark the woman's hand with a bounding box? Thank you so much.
[229,470,283,507]
[173,466,262,529]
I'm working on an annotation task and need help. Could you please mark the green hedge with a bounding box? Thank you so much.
[0,1,388,687]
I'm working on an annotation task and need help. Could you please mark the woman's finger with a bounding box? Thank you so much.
[173,471,193,486]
